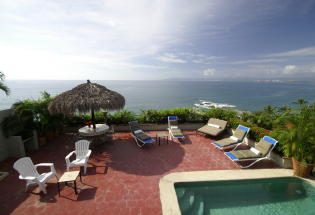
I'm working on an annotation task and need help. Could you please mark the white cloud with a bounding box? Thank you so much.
[1,0,315,80]
[157,53,186,63]
[0,0,223,79]
[283,65,297,74]
[268,46,315,57]
[203,68,216,76]
[311,66,315,73]
[192,56,223,64]
[231,58,284,64]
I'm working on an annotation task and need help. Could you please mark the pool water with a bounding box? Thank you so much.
[175,177,315,215]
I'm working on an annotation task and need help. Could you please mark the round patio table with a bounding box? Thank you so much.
[78,124,109,137]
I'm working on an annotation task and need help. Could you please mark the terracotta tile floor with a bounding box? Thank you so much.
[0,131,278,215]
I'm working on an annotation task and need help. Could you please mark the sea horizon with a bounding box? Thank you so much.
[1,80,315,113]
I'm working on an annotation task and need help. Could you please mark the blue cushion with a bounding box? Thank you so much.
[225,152,238,160]
[168,116,178,120]
[128,121,138,124]
[143,138,155,144]
[212,142,223,149]
[237,125,250,132]
[263,136,277,145]
[174,135,184,138]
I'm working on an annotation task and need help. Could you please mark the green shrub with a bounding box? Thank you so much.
[107,110,137,124]
[248,126,270,142]
[139,107,204,123]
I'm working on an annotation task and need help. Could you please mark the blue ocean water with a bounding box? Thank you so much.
[1,80,315,112]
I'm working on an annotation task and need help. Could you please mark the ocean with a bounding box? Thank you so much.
[1,80,315,113]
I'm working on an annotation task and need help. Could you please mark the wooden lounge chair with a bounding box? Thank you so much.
[197,118,227,137]
[128,121,155,147]
[224,136,278,168]
[211,125,250,150]
[168,116,185,140]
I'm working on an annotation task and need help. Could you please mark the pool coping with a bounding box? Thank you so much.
[159,169,315,215]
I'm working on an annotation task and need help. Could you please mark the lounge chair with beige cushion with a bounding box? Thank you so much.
[224,136,278,168]
[128,121,155,148]
[212,125,250,150]
[197,118,227,137]
[168,116,185,140]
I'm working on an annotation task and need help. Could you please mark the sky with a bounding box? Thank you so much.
[1,0,315,80]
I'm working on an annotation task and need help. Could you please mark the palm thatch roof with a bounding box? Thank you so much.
[48,80,125,115]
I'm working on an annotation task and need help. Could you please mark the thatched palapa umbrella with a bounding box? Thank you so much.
[48,80,125,129]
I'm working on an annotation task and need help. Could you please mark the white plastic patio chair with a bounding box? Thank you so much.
[65,140,91,174]
[13,157,58,194]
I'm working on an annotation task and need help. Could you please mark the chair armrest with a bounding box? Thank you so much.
[65,151,75,165]
[35,163,56,174]
[65,151,75,160]
[19,175,36,181]
[35,163,54,167]
[86,150,92,157]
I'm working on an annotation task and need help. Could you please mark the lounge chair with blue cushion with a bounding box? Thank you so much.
[224,136,278,168]
[128,121,155,147]
[211,125,250,150]
[168,116,185,140]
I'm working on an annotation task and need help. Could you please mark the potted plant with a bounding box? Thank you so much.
[272,102,315,177]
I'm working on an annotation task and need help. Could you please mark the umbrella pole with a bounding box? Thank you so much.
[91,109,96,129]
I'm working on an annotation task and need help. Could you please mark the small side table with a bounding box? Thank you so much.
[156,133,169,145]
[57,170,82,196]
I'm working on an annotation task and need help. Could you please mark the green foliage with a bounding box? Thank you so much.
[240,105,293,130]
[139,108,203,123]
[107,110,137,124]
[202,108,238,122]
[1,92,64,137]
[269,103,315,164]
[248,126,270,142]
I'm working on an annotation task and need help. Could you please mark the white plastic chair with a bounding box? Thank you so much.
[65,140,91,174]
[13,157,58,194]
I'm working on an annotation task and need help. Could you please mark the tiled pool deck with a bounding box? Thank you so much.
[0,131,278,215]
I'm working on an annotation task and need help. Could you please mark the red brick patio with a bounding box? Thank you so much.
[0,131,277,215]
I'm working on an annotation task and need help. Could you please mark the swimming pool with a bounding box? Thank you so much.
[175,177,315,215]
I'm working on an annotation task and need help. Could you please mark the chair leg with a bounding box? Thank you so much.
[84,165,87,174]
[39,183,47,194]
[239,158,265,168]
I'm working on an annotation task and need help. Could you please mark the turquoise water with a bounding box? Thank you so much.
[175,177,315,215]
[1,80,315,112]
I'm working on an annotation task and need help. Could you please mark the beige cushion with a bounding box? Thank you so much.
[198,125,222,136]
[208,123,221,128]
[230,150,261,159]
[208,118,227,129]
[233,129,246,141]
[250,147,262,156]
[214,138,239,147]
[230,136,239,141]
[171,128,183,137]
[255,139,273,156]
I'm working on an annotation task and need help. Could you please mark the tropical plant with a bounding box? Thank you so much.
[271,103,315,164]
[107,110,137,124]
[1,92,64,137]
[0,71,10,95]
